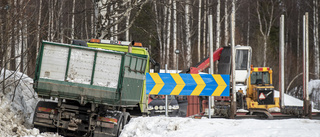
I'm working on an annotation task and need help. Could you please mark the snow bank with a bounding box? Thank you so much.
[120,117,320,137]
[308,80,320,110]
[0,97,61,137]
[0,69,39,128]
[0,69,62,137]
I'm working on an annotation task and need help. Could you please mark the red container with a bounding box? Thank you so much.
[187,96,208,117]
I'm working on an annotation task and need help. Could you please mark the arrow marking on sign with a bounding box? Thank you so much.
[149,73,164,95]
[191,74,206,96]
[211,75,227,96]
[170,73,185,95]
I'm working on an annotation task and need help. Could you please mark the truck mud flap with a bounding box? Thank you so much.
[33,101,58,132]
[94,112,124,137]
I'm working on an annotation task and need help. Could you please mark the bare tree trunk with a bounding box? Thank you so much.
[173,0,177,70]
[51,0,55,40]
[180,14,186,67]
[92,1,96,38]
[84,0,88,39]
[10,0,16,70]
[47,0,51,41]
[110,4,113,40]
[166,0,172,67]
[316,0,319,79]
[197,0,202,62]
[162,3,168,66]
[203,0,207,58]
[114,3,118,40]
[256,0,275,67]
[37,0,42,49]
[126,1,131,41]
[185,0,191,68]
[2,7,8,90]
[60,0,64,43]
[297,6,300,74]
[263,36,267,67]
[52,0,57,40]
[0,2,3,70]
[224,0,229,46]
[154,1,163,63]
[20,0,24,72]
[216,0,221,73]
[315,0,320,78]
[71,0,75,39]
[149,34,152,52]
[314,0,316,77]
[246,1,250,46]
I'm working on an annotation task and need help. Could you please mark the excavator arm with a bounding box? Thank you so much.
[182,47,225,74]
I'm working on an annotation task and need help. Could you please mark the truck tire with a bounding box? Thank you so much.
[123,112,130,125]
[114,115,124,137]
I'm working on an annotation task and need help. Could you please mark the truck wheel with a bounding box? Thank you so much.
[114,116,124,137]
[123,112,130,125]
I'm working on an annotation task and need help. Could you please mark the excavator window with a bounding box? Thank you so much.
[251,72,270,85]
[235,50,249,70]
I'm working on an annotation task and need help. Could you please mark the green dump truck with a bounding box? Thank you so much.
[33,39,159,137]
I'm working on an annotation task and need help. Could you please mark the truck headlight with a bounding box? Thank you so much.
[159,106,164,110]
[154,106,159,110]
[148,106,153,110]
[172,105,179,110]
[168,105,172,110]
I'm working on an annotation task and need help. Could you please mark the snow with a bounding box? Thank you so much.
[1,69,320,137]
[308,80,320,93]
[120,117,320,137]
[120,82,320,137]
[0,69,38,128]
[308,80,320,110]
[0,69,62,137]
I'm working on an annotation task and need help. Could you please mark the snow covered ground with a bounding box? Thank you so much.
[121,83,320,137]
[1,69,320,137]
[120,117,320,137]
[0,69,61,137]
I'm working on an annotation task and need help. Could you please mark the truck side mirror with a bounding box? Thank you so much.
[154,63,160,73]
[149,57,160,73]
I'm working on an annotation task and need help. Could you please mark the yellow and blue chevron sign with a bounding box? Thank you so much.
[146,73,230,96]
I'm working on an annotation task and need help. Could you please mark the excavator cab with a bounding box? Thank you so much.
[250,71,271,85]
[217,46,252,84]
[234,46,252,84]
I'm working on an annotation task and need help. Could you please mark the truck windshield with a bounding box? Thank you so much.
[235,50,249,70]
[150,95,176,100]
[250,72,270,85]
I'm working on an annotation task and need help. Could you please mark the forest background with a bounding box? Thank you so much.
[0,0,319,94]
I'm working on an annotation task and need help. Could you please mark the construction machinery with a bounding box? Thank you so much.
[244,66,279,111]
[183,46,282,118]
[32,39,174,137]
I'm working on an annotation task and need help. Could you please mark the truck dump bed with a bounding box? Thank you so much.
[34,41,147,106]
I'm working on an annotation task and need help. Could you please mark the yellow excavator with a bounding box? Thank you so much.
[244,65,279,111]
